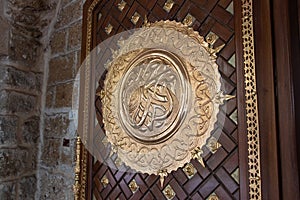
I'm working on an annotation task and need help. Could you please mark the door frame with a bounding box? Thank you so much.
[74,0,300,199]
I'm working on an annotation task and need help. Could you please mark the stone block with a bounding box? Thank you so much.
[0,149,23,179]
[68,21,82,50]
[22,116,40,144]
[41,138,61,166]
[0,17,10,56]
[55,0,82,28]
[40,171,74,200]
[0,66,42,92]
[0,181,16,200]
[50,29,67,54]
[0,66,8,85]
[12,9,40,28]
[44,113,69,138]
[55,82,73,108]
[8,0,53,10]
[9,31,41,64]
[18,175,37,199]
[0,91,37,114]
[60,138,75,165]
[0,148,36,179]
[0,115,18,145]
[48,53,74,84]
[9,92,37,113]
[0,90,8,112]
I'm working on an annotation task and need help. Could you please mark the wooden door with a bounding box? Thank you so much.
[74,0,290,199]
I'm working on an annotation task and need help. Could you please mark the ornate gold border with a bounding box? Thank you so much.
[74,1,101,199]
[241,0,262,199]
[75,0,262,199]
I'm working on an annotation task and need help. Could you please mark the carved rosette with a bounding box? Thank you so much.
[102,21,226,176]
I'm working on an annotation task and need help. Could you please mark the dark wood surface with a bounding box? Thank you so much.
[271,0,300,199]
[234,0,248,199]
[79,0,300,199]
[251,0,300,199]
[295,0,300,193]
[252,0,280,199]
[83,0,240,199]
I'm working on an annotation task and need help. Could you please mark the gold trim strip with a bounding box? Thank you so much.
[74,136,81,199]
[241,0,262,199]
[74,0,101,199]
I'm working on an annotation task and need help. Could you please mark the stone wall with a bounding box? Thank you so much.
[40,0,83,198]
[0,0,82,199]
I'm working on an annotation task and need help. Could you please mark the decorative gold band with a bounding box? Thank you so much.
[241,0,262,199]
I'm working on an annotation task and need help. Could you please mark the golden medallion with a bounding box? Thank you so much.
[101,20,229,182]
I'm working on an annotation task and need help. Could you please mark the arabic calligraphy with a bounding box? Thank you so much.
[128,84,178,132]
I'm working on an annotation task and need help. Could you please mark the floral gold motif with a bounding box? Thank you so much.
[163,185,176,200]
[206,32,219,46]
[183,13,195,26]
[129,179,139,193]
[158,169,168,187]
[74,136,81,198]
[104,24,113,35]
[191,146,205,167]
[183,163,196,179]
[207,137,221,154]
[163,0,175,13]
[131,12,141,25]
[117,0,126,11]
[100,175,109,188]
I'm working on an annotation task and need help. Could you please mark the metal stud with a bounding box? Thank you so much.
[105,24,113,35]
[100,175,109,188]
[131,12,141,25]
[129,179,139,193]
[163,184,175,200]
[207,137,222,154]
[117,0,127,12]
[207,192,219,200]
[206,32,219,46]
[183,13,195,26]
[183,163,196,179]
[163,0,175,13]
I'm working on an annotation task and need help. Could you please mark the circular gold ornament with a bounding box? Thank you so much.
[118,49,189,144]
[102,21,227,176]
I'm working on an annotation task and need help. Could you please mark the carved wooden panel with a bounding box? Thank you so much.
[86,0,238,199]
